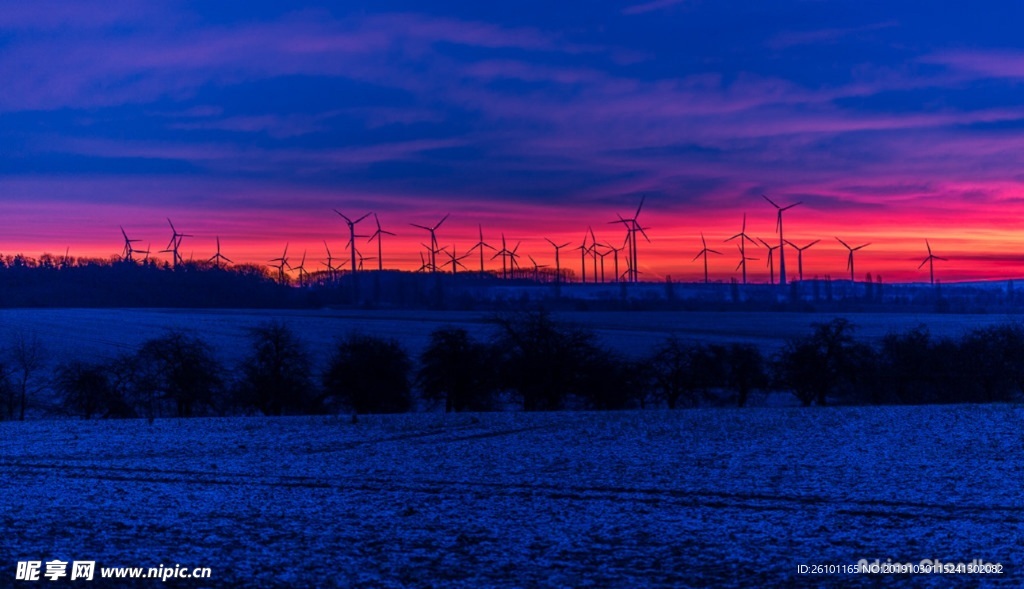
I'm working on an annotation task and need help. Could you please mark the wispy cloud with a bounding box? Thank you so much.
[767,21,899,50]
[622,0,690,16]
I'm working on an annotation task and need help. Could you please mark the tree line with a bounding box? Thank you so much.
[2,313,1022,420]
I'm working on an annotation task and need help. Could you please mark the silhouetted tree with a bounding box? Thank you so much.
[722,343,767,407]
[776,319,874,406]
[322,333,413,414]
[136,331,223,417]
[236,321,315,415]
[0,361,16,420]
[55,361,133,419]
[489,311,602,411]
[418,327,498,412]
[879,325,936,404]
[956,324,1024,403]
[577,349,638,410]
[648,336,723,408]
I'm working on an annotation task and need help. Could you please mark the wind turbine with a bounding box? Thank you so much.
[574,231,590,283]
[692,233,722,284]
[410,214,449,274]
[610,196,649,283]
[762,194,801,286]
[119,226,141,262]
[415,252,429,273]
[491,234,521,279]
[467,225,496,275]
[594,247,610,283]
[334,210,371,275]
[836,238,870,282]
[607,235,627,283]
[588,227,602,283]
[208,237,232,268]
[734,244,759,278]
[528,255,549,282]
[545,238,571,284]
[294,250,309,286]
[322,241,338,280]
[356,252,376,271]
[725,214,759,284]
[784,239,819,282]
[444,245,469,274]
[367,213,395,272]
[918,239,948,286]
[508,241,522,278]
[270,244,291,284]
[758,238,781,285]
[162,219,192,268]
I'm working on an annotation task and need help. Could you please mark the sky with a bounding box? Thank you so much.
[3,0,1024,282]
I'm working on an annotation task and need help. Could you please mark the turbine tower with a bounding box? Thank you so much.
[491,234,518,279]
[588,227,600,283]
[918,239,948,286]
[367,213,395,272]
[725,214,758,284]
[607,238,625,283]
[836,238,870,282]
[784,239,820,282]
[762,195,801,286]
[545,238,571,284]
[294,250,309,286]
[467,225,496,275]
[692,233,722,284]
[758,238,781,285]
[574,231,590,283]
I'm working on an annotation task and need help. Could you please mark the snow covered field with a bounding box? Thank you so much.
[3,407,1021,587]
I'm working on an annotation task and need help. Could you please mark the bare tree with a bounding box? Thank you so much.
[9,331,47,421]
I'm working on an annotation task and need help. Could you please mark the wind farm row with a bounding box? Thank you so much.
[105,196,951,287]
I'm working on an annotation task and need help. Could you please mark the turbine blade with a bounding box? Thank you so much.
[762,194,779,209]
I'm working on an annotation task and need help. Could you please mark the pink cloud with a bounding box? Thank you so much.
[922,50,1024,79]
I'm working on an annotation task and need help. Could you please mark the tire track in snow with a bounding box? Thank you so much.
[7,460,1021,524]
